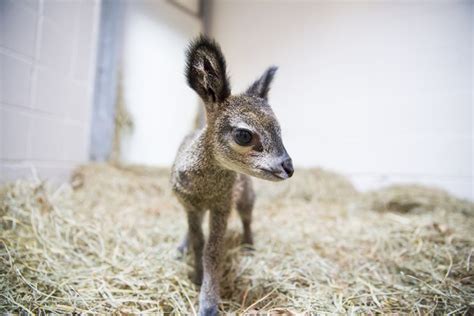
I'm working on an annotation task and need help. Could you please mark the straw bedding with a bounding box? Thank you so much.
[1,163,473,314]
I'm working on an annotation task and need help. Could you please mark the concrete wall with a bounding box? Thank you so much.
[0,0,100,182]
[209,0,473,199]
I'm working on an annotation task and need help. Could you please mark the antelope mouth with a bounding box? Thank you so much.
[259,168,287,180]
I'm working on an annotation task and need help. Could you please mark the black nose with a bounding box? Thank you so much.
[281,158,294,177]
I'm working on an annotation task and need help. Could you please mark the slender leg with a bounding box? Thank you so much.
[199,208,230,316]
[187,210,204,285]
[237,200,254,246]
[236,177,255,246]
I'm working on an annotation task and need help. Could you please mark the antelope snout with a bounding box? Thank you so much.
[261,154,294,180]
[281,157,294,177]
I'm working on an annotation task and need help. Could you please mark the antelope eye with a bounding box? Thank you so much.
[233,128,253,146]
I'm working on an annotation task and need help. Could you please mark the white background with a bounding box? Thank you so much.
[122,1,473,199]
[121,0,201,166]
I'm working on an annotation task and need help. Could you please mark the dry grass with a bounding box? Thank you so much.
[1,163,473,314]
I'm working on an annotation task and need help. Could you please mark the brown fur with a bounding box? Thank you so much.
[170,35,293,315]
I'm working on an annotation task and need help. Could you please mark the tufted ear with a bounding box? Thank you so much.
[246,66,278,100]
[185,35,231,106]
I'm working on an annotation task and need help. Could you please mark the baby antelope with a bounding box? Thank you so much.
[171,35,293,315]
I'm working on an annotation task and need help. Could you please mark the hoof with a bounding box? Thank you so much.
[241,243,255,252]
[177,243,188,255]
[177,234,188,255]
[176,238,189,260]
[175,246,186,260]
[241,239,254,252]
[199,305,218,316]
[188,271,203,286]
[177,245,185,254]
[241,235,254,247]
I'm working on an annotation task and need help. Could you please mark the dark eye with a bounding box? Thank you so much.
[233,128,253,146]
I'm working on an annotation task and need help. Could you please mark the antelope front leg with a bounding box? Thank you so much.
[199,208,230,316]
[187,210,204,285]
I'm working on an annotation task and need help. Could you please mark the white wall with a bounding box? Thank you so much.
[121,1,202,166]
[0,0,100,182]
[209,0,473,200]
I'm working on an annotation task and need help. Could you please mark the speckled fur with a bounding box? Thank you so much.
[171,36,292,316]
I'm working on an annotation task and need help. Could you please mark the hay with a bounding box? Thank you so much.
[1,163,473,314]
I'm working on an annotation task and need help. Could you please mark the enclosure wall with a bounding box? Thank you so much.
[209,0,473,199]
[0,0,100,182]
[120,1,202,166]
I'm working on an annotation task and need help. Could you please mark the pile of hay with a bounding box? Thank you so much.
[1,163,473,314]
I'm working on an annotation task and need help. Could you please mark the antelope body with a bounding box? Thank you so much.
[171,36,293,315]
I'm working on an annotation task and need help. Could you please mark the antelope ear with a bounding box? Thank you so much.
[185,35,231,106]
[246,66,278,100]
